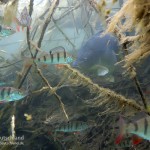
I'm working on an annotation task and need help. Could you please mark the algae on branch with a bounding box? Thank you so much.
[106,0,150,69]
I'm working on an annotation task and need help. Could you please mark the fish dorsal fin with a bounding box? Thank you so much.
[49,46,66,58]
[127,111,148,123]
[37,46,66,58]
[49,46,65,53]
[132,135,142,145]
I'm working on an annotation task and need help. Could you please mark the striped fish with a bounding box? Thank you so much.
[0,87,26,103]
[35,46,73,65]
[55,121,89,132]
[115,116,150,145]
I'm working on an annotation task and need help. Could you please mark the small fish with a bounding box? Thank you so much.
[55,121,89,133]
[29,41,73,65]
[24,113,32,121]
[36,47,73,65]
[14,6,32,31]
[0,87,26,103]
[0,25,15,37]
[115,115,150,145]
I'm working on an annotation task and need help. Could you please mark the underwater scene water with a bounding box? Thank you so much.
[0,0,150,149]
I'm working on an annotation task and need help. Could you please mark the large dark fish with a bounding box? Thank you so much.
[72,31,120,80]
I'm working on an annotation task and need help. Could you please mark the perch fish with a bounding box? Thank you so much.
[24,46,74,67]
[116,115,150,145]
[0,87,26,103]
[55,121,90,132]
[72,31,119,80]
[36,48,73,65]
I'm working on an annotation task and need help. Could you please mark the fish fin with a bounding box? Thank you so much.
[97,66,109,76]
[115,116,126,144]
[55,64,65,69]
[132,135,142,145]
[105,75,115,82]
[42,64,48,68]
[130,112,147,122]
[115,135,124,144]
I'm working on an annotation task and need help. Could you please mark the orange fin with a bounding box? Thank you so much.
[115,116,126,144]
[55,64,65,69]
[115,135,124,144]
[132,135,142,145]
[17,25,20,32]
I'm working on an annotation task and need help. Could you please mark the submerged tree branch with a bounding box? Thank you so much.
[63,64,149,114]
[32,60,69,121]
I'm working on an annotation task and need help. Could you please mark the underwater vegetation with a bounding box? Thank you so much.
[0,0,149,149]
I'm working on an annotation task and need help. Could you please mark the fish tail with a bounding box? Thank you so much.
[115,116,126,144]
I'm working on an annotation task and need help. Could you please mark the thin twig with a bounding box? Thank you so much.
[123,42,148,109]
[17,0,59,89]
[32,61,69,121]
[27,0,34,52]
[52,18,76,50]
